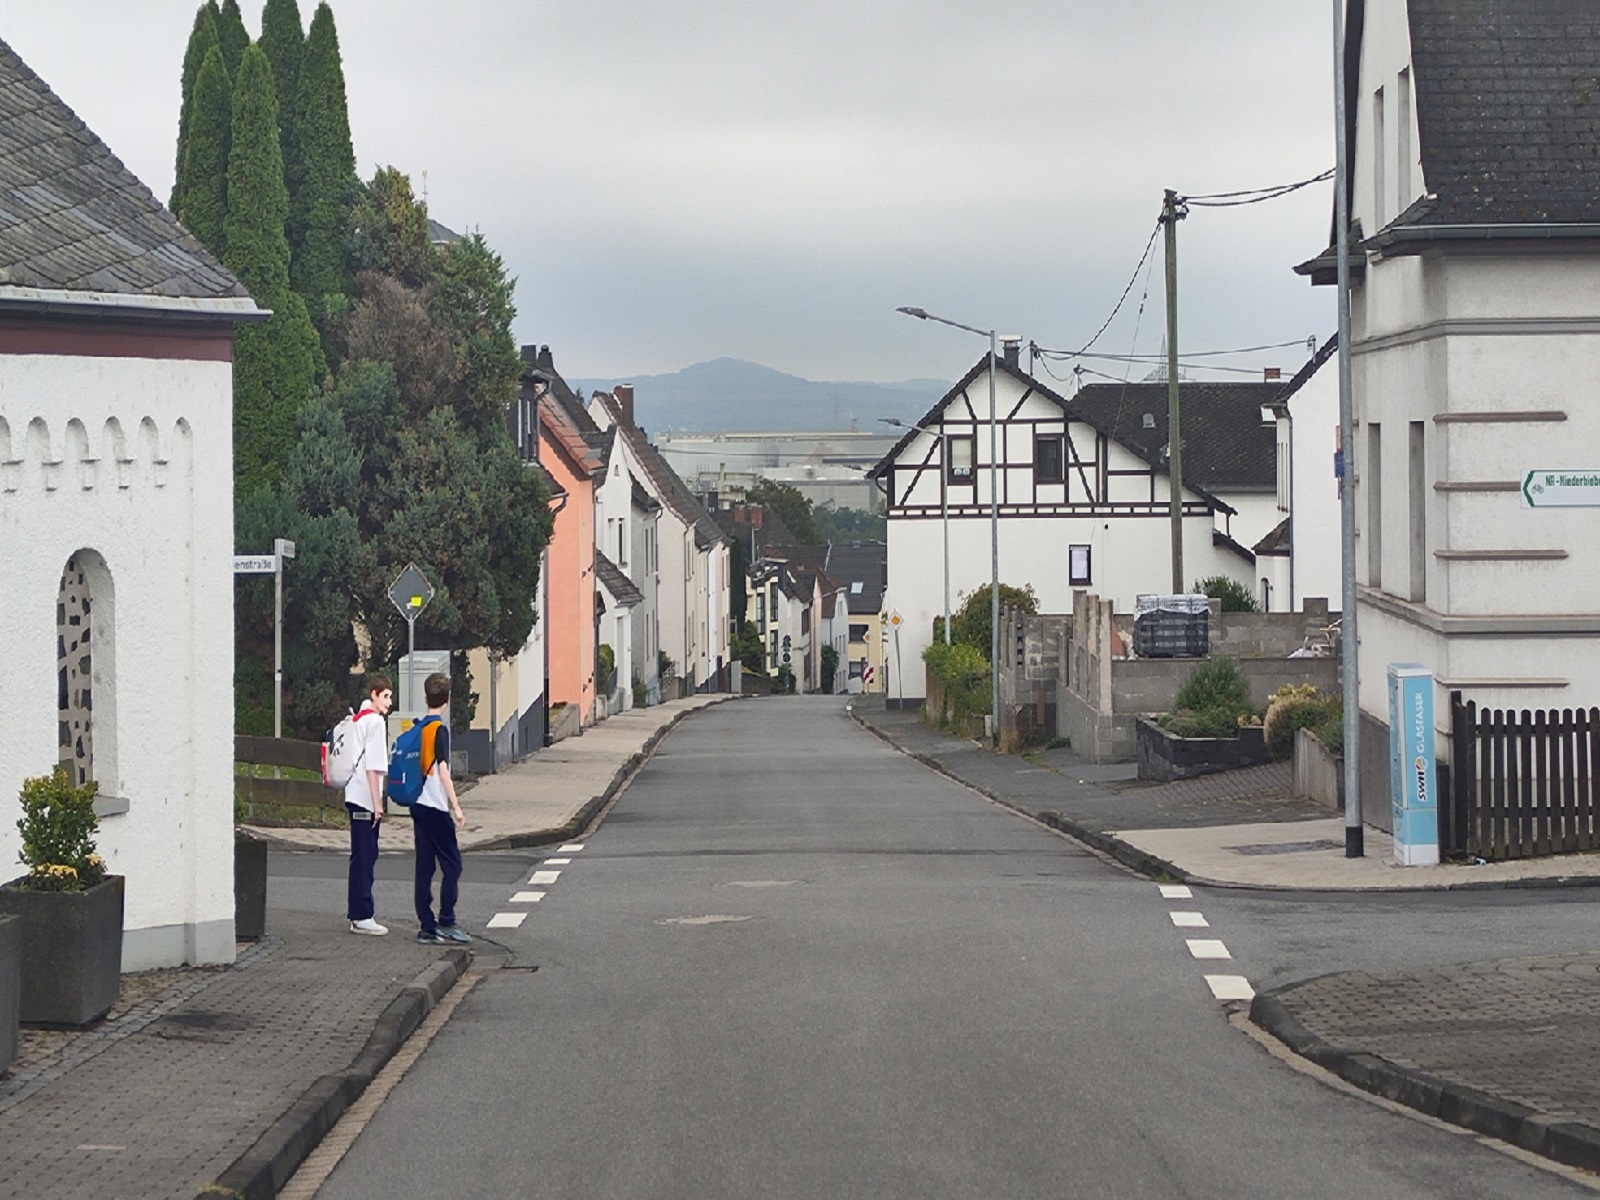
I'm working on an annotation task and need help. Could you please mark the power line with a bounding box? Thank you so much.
[1035,337,1313,364]
[1049,218,1163,362]
[1183,167,1334,208]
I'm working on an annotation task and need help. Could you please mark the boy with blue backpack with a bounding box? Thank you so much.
[390,672,469,945]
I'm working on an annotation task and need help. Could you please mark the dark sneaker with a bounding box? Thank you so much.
[435,925,472,943]
[415,929,447,945]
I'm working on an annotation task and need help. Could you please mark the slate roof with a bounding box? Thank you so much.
[1068,380,1280,493]
[823,541,887,615]
[869,356,1273,506]
[595,551,644,608]
[593,392,727,551]
[0,37,256,312]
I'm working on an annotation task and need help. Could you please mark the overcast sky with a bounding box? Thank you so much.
[1,0,1336,386]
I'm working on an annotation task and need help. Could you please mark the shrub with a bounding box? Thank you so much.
[1174,658,1252,716]
[1194,575,1259,613]
[1264,684,1342,760]
[934,582,1039,661]
[1162,707,1249,739]
[15,768,106,893]
[923,641,992,730]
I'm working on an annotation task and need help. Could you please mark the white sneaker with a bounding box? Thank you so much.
[349,918,388,935]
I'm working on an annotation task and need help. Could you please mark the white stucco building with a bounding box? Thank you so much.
[0,38,265,969]
[868,354,1267,696]
[1298,0,1600,800]
[1258,336,1341,614]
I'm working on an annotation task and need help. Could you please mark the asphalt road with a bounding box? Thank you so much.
[308,697,1593,1198]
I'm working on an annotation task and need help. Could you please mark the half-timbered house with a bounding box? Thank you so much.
[867,351,1265,694]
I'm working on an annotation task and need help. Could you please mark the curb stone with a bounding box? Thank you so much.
[1249,989,1600,1175]
[198,947,471,1200]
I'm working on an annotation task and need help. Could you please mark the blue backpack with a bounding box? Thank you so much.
[386,715,443,807]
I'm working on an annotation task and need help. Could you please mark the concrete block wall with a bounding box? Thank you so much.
[1210,597,1335,658]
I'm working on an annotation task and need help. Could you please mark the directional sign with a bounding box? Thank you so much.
[388,562,436,620]
[233,555,276,574]
[1523,470,1600,508]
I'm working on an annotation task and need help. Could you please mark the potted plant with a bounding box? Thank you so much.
[0,768,124,1026]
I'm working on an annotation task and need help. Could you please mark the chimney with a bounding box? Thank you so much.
[613,384,636,427]
[1263,366,1282,382]
[1001,335,1022,370]
[536,345,554,370]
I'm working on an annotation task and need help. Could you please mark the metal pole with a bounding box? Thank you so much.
[407,616,416,719]
[1163,188,1185,593]
[942,420,951,645]
[273,555,283,741]
[988,332,1000,744]
[1334,0,1363,857]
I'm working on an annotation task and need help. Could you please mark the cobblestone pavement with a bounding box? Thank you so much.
[1269,954,1600,1128]
[0,908,449,1200]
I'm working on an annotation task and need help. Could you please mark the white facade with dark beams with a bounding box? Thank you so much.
[868,352,1259,693]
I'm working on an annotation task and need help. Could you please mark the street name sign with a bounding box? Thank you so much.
[233,555,276,574]
[1523,469,1600,508]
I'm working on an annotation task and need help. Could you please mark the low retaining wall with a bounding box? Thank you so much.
[1136,718,1270,782]
[1292,726,1342,811]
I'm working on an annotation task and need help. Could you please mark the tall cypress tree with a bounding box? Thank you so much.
[170,4,221,214]
[292,2,356,315]
[175,46,231,255]
[225,43,323,497]
[260,0,305,238]
[216,0,251,79]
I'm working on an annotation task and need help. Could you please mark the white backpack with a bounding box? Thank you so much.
[321,709,373,788]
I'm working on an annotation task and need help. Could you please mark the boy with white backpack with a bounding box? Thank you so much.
[339,674,393,934]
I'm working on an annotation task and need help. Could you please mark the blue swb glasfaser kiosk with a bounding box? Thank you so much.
[1387,663,1439,866]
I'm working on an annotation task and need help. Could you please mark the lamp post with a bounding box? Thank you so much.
[896,306,1000,742]
[879,416,950,646]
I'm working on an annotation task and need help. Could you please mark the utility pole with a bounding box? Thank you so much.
[1162,189,1187,593]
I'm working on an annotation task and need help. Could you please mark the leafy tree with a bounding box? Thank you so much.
[812,503,885,543]
[292,2,356,317]
[259,0,305,230]
[225,43,323,496]
[170,3,221,215]
[934,582,1038,661]
[733,621,765,674]
[216,0,251,79]
[431,232,523,430]
[347,165,432,289]
[746,478,817,544]
[175,46,230,256]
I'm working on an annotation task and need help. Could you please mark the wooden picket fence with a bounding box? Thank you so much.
[1447,693,1600,860]
[235,735,343,823]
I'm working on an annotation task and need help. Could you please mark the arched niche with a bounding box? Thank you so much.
[101,417,132,490]
[65,418,95,490]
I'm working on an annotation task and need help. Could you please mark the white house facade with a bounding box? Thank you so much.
[1298,0,1600,791]
[0,38,265,969]
[1259,336,1342,613]
[869,355,1262,693]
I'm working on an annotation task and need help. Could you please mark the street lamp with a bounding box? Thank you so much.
[879,416,951,646]
[896,305,1001,741]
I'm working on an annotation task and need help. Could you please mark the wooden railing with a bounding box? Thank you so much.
[235,735,342,822]
[1448,693,1600,860]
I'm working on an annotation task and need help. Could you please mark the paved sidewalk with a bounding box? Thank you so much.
[244,694,733,854]
[850,694,1600,1173]
[0,696,730,1199]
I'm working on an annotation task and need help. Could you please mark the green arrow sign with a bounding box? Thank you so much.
[1523,470,1600,508]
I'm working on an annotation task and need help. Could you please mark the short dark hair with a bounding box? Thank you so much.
[366,672,393,697]
[424,672,451,709]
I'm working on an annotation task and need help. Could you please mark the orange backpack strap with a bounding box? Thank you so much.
[419,716,443,776]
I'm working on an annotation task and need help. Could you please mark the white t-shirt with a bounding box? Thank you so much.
[415,721,452,813]
[342,704,390,811]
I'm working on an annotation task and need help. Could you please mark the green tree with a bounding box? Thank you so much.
[812,503,885,543]
[170,3,221,216]
[432,232,523,430]
[260,0,305,236]
[292,1,356,317]
[746,478,818,544]
[175,46,231,256]
[216,0,251,78]
[935,582,1038,661]
[225,43,323,496]
[348,165,432,289]
[1193,574,1259,613]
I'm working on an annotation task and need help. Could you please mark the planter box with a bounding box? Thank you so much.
[1137,717,1270,782]
[0,875,124,1026]
[235,833,268,942]
[1292,726,1344,811]
[0,914,19,1072]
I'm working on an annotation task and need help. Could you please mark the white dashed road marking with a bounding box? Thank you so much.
[545,858,572,865]
[1205,975,1256,1002]
[1159,885,1193,899]
[559,843,584,852]
[510,891,545,903]
[1187,939,1233,960]
[529,870,561,885]
[1169,912,1209,928]
[486,912,527,929]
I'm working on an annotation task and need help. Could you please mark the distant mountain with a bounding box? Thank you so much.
[569,358,948,434]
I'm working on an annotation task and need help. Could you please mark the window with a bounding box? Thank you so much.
[757,592,766,630]
[947,435,974,482]
[849,623,869,644]
[769,630,778,667]
[1408,421,1425,601]
[1068,544,1092,586]
[1035,434,1064,483]
[1397,68,1412,215]
[1367,422,1383,589]
[1372,86,1386,228]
